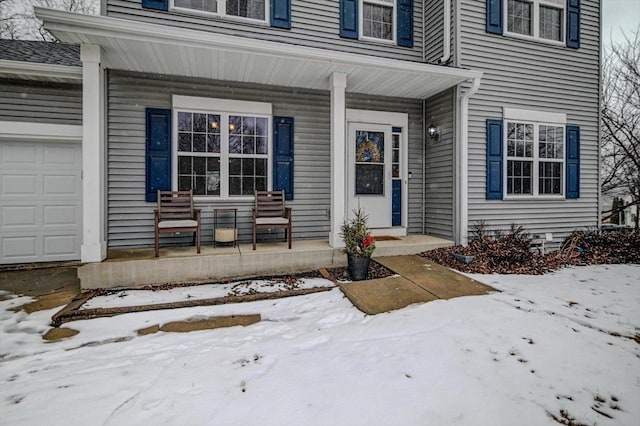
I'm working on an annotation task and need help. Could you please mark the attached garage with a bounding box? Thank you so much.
[0,138,82,264]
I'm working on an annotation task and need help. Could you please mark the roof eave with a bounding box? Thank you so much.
[36,7,482,98]
[0,59,82,82]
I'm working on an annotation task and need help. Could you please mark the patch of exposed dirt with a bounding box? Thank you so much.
[43,327,79,341]
[13,290,80,314]
[137,314,261,335]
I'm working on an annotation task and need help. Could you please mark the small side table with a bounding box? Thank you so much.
[213,208,238,248]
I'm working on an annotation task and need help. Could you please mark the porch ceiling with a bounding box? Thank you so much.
[36,8,482,99]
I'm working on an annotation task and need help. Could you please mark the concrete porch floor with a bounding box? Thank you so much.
[78,235,453,290]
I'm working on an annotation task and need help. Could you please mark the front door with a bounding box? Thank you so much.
[347,123,392,228]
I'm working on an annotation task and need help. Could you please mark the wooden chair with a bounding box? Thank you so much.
[252,190,292,250]
[154,190,201,257]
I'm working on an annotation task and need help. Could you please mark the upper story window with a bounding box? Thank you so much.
[361,0,395,42]
[172,0,267,22]
[505,0,564,43]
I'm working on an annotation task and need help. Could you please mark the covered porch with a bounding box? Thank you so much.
[79,235,452,289]
[37,8,482,266]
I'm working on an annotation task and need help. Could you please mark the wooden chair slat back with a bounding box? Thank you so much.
[157,190,195,220]
[255,190,285,217]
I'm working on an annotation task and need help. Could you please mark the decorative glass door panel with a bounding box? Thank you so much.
[347,123,392,228]
[355,130,385,195]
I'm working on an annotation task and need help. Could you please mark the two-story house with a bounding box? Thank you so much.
[0,0,599,268]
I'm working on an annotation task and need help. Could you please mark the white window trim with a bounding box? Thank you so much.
[503,117,566,200]
[503,0,565,46]
[170,0,270,25]
[503,107,566,124]
[359,0,397,44]
[171,96,273,201]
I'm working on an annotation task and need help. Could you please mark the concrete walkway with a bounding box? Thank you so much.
[339,255,496,315]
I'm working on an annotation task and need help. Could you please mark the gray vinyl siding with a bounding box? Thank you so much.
[424,87,455,239]
[0,79,82,125]
[459,0,600,243]
[107,70,424,248]
[423,0,455,65]
[106,0,424,62]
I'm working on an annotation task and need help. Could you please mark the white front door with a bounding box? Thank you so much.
[347,123,392,228]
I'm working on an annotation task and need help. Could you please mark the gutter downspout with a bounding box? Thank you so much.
[597,5,602,228]
[422,98,426,234]
[458,76,481,245]
[439,0,451,64]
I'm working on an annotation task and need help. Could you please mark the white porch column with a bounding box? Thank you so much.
[80,44,106,262]
[329,72,347,247]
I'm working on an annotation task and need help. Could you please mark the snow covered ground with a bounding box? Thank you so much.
[1,265,638,426]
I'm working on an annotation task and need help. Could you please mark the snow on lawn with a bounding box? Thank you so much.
[81,278,334,310]
[1,265,638,426]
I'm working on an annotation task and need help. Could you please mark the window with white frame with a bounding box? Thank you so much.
[505,120,564,196]
[172,0,267,21]
[361,0,395,41]
[174,97,271,198]
[506,0,564,42]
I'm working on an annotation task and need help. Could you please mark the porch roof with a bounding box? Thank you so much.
[36,8,482,99]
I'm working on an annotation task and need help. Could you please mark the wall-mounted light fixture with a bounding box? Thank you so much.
[427,123,439,141]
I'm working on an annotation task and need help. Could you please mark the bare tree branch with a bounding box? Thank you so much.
[0,0,97,40]
[601,26,640,229]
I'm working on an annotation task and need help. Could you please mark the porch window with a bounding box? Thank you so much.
[361,0,395,41]
[174,102,271,198]
[177,112,222,196]
[505,120,564,197]
[172,0,267,21]
[505,0,564,43]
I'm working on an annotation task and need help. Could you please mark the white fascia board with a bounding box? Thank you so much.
[35,8,482,83]
[0,121,82,142]
[0,59,82,81]
[503,107,567,124]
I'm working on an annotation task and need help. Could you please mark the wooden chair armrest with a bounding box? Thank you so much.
[252,208,257,220]
[194,208,202,221]
[285,207,292,219]
[154,209,159,225]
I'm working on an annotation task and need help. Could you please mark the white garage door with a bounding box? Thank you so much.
[0,141,82,264]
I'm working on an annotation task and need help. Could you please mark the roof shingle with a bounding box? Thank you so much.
[0,39,81,67]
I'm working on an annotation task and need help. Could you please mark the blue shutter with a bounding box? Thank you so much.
[340,0,358,39]
[273,116,294,200]
[486,0,503,34]
[566,0,580,49]
[392,180,401,226]
[271,0,291,29]
[566,125,580,199]
[145,108,172,202]
[397,0,413,48]
[142,0,168,11]
[486,119,503,200]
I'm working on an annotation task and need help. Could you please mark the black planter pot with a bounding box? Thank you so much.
[347,253,371,281]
